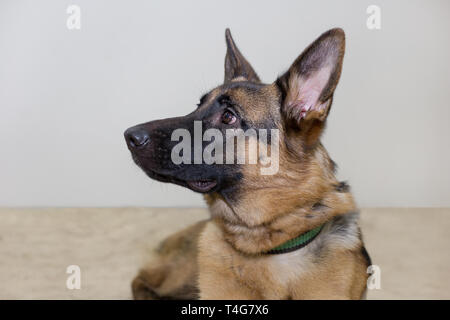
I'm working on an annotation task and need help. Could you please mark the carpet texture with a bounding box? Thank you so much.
[0,208,448,299]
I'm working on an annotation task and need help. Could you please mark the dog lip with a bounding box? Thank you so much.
[137,163,217,193]
[130,153,218,193]
[187,180,217,193]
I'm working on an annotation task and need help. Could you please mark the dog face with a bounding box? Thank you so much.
[125,28,345,209]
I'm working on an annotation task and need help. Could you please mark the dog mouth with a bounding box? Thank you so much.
[146,168,218,193]
[186,180,217,193]
[146,169,218,193]
[132,154,218,193]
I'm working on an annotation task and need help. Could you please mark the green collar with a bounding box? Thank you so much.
[266,224,324,254]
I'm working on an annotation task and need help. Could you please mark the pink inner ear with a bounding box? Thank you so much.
[288,65,332,120]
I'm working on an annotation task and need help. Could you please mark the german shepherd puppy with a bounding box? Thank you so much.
[125,28,371,299]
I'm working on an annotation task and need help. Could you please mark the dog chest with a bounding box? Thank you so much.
[198,221,314,298]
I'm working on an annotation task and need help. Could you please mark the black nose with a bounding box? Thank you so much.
[124,127,150,148]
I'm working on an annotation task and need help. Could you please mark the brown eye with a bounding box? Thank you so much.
[221,110,236,125]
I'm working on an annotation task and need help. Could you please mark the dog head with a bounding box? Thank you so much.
[125,28,345,216]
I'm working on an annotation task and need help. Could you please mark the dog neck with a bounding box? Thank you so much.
[204,144,357,255]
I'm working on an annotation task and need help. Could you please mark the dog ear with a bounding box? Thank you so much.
[224,29,260,83]
[276,28,345,130]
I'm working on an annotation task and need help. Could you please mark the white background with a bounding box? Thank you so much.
[0,0,449,207]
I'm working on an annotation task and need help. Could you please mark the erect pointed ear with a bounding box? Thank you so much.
[276,28,345,128]
[224,28,260,83]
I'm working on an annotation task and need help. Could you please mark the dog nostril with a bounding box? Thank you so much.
[125,128,150,148]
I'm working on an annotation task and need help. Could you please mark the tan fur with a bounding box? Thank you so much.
[132,142,369,300]
[198,221,366,299]
[206,143,356,253]
[197,140,367,299]
[130,28,369,300]
[132,220,207,299]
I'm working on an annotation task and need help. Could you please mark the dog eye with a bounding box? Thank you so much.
[221,110,236,125]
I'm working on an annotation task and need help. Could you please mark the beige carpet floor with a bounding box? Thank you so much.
[0,208,448,299]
